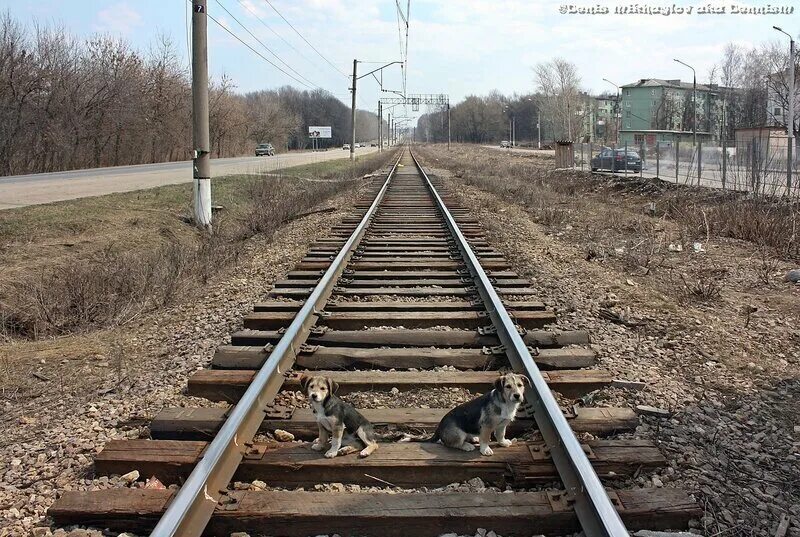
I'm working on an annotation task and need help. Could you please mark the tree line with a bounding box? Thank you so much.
[0,13,381,176]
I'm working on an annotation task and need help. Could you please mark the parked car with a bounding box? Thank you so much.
[342,143,351,150]
[255,143,274,156]
[591,148,642,172]
[500,140,510,148]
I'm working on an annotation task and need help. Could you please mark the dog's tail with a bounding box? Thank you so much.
[397,430,439,443]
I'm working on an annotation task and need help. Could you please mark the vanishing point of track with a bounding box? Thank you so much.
[50,150,701,536]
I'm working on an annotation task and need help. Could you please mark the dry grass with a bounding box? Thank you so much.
[418,144,800,261]
[0,151,396,338]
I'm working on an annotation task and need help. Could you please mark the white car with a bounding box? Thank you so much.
[342,144,350,150]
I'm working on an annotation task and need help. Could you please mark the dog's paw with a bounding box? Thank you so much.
[480,445,494,456]
[460,443,476,452]
[324,449,338,458]
[338,446,358,456]
[498,439,513,447]
[311,442,326,451]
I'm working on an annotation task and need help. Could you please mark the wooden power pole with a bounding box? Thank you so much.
[192,0,212,229]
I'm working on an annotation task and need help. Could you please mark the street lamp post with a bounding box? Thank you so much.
[674,59,697,149]
[774,25,796,192]
[602,78,620,144]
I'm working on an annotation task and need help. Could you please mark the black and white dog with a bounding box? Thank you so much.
[299,374,379,458]
[428,372,529,456]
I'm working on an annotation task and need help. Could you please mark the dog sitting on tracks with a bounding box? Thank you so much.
[299,374,379,459]
[406,372,529,456]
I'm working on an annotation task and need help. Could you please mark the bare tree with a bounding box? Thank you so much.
[534,58,583,140]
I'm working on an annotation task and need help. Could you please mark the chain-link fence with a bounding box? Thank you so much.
[573,139,800,198]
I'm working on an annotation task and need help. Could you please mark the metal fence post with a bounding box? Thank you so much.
[697,141,702,186]
[624,142,628,174]
[640,141,645,178]
[675,140,680,183]
[722,139,727,190]
[656,141,660,177]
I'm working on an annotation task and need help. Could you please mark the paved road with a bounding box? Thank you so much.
[0,147,378,209]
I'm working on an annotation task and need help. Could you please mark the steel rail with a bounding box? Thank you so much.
[410,150,628,536]
[150,154,402,537]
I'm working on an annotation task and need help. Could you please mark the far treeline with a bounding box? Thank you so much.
[0,13,382,177]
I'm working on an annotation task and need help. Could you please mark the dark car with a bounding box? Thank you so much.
[591,148,641,172]
[255,143,275,156]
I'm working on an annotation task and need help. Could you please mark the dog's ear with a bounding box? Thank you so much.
[327,377,340,395]
[493,376,505,392]
[520,374,531,387]
[299,374,311,392]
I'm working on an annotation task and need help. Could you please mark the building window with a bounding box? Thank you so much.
[625,89,631,96]
[625,122,631,128]
[635,134,645,144]
[774,107,782,116]
[652,100,657,106]
[651,89,655,96]
[626,111,631,118]
[625,101,631,108]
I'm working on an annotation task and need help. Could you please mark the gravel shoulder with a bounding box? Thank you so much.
[417,144,799,537]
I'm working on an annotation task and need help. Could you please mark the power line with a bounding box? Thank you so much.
[204,8,314,88]
[215,0,320,89]
[261,0,348,78]
[235,0,326,77]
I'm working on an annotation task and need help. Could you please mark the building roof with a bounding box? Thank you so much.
[620,78,721,92]
[620,128,713,135]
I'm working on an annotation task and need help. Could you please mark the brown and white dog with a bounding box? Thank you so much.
[428,372,530,456]
[299,374,379,458]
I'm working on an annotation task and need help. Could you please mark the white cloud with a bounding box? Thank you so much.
[92,2,143,36]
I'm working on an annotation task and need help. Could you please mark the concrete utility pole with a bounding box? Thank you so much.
[378,101,382,153]
[674,59,697,150]
[387,113,391,146]
[192,0,212,229]
[537,114,542,149]
[774,26,795,191]
[350,59,357,161]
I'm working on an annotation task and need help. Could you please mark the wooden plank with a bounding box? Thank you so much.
[304,253,505,260]
[212,345,596,371]
[150,406,638,441]
[93,439,664,487]
[243,310,554,330]
[229,328,591,348]
[49,488,701,535]
[295,260,509,270]
[253,300,545,312]
[270,287,536,297]
[285,270,520,280]
[272,278,531,288]
[188,369,612,402]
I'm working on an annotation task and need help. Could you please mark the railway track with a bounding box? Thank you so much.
[49,150,700,536]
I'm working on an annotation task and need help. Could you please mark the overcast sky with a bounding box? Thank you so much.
[2,0,798,118]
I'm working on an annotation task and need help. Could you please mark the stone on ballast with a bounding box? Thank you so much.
[635,405,671,418]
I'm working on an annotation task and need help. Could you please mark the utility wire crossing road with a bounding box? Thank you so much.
[0,147,376,210]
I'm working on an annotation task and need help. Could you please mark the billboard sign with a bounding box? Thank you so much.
[308,126,332,138]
